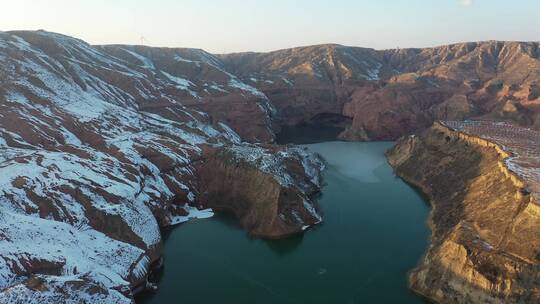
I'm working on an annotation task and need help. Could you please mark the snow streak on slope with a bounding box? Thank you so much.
[0,30,325,302]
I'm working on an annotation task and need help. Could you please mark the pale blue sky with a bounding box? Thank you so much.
[1,0,538,53]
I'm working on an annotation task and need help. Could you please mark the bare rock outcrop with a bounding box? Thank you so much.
[196,144,324,238]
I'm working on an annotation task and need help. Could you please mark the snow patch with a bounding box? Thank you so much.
[161,71,199,98]
[169,204,214,225]
[121,48,155,69]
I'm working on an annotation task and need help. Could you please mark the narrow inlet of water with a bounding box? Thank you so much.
[139,141,430,304]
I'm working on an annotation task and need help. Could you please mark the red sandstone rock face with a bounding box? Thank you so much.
[220,41,540,140]
[0,30,323,303]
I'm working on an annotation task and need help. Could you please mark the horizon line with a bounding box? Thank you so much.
[3,29,539,55]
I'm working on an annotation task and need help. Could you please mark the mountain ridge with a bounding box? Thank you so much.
[216,38,540,139]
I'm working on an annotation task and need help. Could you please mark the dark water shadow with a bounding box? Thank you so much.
[276,124,345,145]
[264,235,305,256]
[212,211,308,256]
[210,211,244,229]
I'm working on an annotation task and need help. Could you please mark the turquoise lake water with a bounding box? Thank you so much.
[139,142,430,304]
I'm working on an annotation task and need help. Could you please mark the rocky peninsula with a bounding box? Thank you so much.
[387,121,540,303]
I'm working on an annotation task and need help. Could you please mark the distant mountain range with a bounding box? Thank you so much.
[220,41,540,139]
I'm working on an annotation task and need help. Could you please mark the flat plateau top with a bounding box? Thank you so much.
[444,120,540,202]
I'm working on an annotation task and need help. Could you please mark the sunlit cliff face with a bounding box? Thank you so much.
[387,121,540,303]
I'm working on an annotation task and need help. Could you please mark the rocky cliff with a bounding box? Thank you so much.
[387,122,540,303]
[220,41,540,140]
[0,30,324,303]
[196,144,324,238]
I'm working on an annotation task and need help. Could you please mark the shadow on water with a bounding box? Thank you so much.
[276,124,345,144]
[213,211,306,256]
[275,113,352,145]
[210,212,243,229]
[264,235,304,256]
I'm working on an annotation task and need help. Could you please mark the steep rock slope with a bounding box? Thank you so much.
[98,45,276,142]
[0,31,324,303]
[220,45,383,132]
[220,41,540,140]
[196,144,323,238]
[387,122,540,303]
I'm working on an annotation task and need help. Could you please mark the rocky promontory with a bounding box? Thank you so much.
[196,144,324,238]
[387,121,540,303]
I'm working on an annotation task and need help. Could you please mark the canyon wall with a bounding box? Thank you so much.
[196,144,324,238]
[387,122,540,303]
[221,41,540,140]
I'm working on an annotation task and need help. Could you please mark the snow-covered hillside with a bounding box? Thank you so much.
[0,30,323,303]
